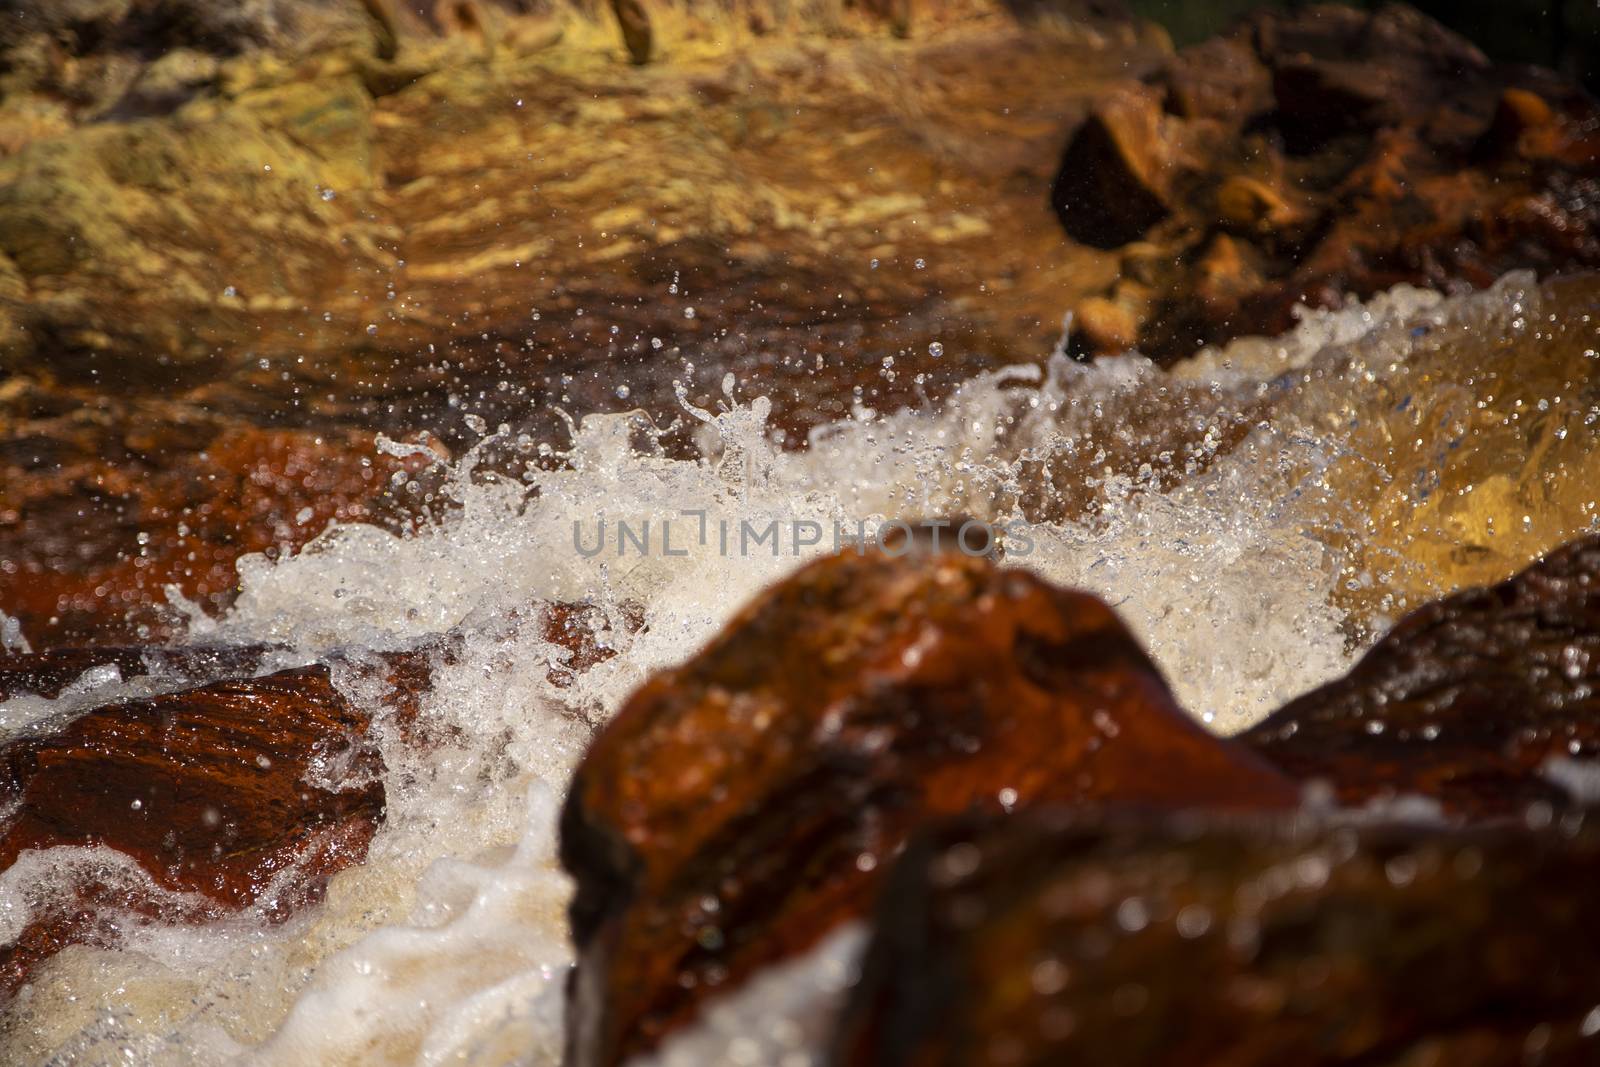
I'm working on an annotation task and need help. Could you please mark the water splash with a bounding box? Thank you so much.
[6,272,1599,1064]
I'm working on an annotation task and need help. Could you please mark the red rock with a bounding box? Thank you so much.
[833,810,1600,1066]
[1242,534,1600,819]
[560,544,1295,1065]
[0,664,389,996]
[0,422,431,649]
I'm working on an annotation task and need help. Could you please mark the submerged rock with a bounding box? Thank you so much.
[559,545,1295,1065]
[0,661,407,997]
[1059,3,1600,360]
[833,810,1600,1066]
[1243,533,1600,819]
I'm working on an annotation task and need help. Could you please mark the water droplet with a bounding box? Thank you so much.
[928,341,944,358]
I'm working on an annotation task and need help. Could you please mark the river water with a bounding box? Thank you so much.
[3,271,1598,1064]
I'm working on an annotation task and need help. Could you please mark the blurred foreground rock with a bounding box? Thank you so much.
[832,810,1600,1066]
[559,545,1295,1065]
[1243,533,1600,819]
[1060,4,1600,358]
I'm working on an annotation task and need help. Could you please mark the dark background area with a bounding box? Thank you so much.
[1131,0,1600,91]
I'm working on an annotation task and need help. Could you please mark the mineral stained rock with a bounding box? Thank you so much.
[832,810,1600,1067]
[559,545,1295,1065]
[1059,3,1600,359]
[0,664,388,996]
[1243,534,1600,820]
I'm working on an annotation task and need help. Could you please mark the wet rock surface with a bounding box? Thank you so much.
[0,664,391,901]
[0,596,633,999]
[1243,534,1600,819]
[0,644,274,701]
[0,646,438,998]
[0,415,433,648]
[559,545,1295,1065]
[1059,4,1600,359]
[832,809,1600,1066]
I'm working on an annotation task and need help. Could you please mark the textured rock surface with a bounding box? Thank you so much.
[0,417,434,647]
[833,810,1600,1066]
[0,665,386,996]
[1059,4,1600,359]
[1243,534,1600,819]
[560,545,1295,1065]
[0,644,267,701]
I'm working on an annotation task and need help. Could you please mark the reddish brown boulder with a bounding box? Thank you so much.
[833,810,1600,1067]
[0,665,388,996]
[560,543,1296,1065]
[1060,4,1600,360]
[1242,534,1600,820]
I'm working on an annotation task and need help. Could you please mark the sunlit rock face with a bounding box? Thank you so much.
[560,544,1295,1065]
[1058,4,1600,359]
[832,811,1600,1067]
[1243,534,1600,819]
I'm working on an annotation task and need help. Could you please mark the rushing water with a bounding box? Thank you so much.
[2,272,1599,1064]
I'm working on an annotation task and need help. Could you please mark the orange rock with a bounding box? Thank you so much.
[1073,295,1141,354]
[1063,5,1600,361]
[560,544,1295,1065]
[1213,175,1296,236]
